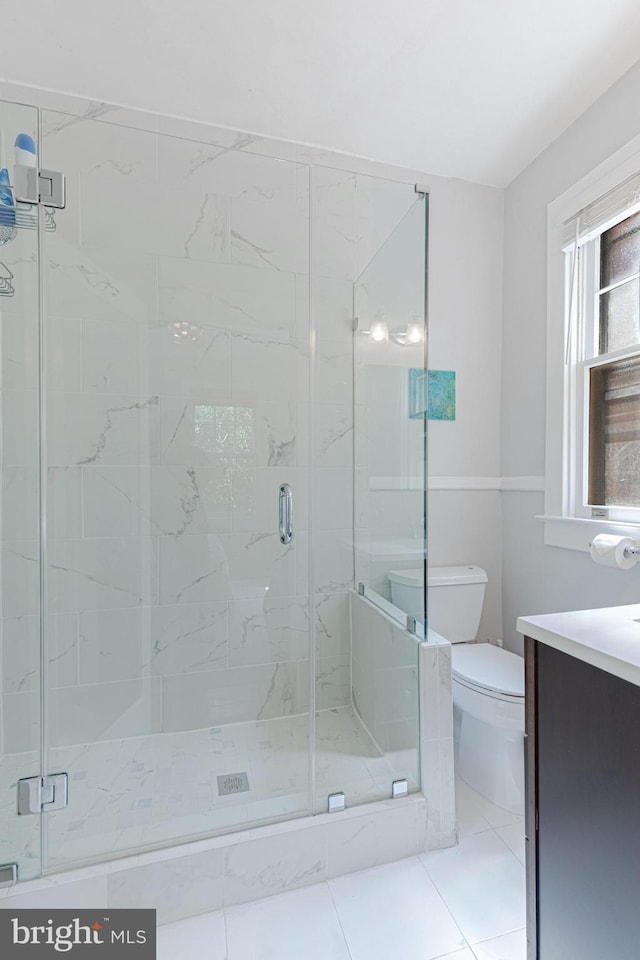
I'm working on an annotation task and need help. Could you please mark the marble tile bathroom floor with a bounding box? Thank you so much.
[1,706,416,870]
[157,780,526,959]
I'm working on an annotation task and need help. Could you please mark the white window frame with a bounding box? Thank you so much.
[543,132,640,552]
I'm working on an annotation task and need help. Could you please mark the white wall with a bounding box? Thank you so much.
[429,180,504,641]
[501,59,640,653]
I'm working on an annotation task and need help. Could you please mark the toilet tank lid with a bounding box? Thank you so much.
[388,565,488,587]
[452,643,524,697]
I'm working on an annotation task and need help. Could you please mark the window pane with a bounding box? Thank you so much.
[600,210,640,288]
[599,277,640,354]
[589,356,640,506]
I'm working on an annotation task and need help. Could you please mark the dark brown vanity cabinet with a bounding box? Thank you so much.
[525,636,640,960]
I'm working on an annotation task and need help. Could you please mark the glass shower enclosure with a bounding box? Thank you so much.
[0,95,428,883]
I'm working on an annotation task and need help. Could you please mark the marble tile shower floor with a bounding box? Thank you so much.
[1,706,414,870]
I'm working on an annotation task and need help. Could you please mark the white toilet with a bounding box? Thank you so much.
[388,564,525,814]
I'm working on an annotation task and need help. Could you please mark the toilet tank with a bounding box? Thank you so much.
[388,564,487,642]
[428,565,487,642]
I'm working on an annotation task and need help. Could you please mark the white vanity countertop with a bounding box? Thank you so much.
[517,604,640,688]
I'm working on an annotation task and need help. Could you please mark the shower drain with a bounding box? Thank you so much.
[217,772,250,796]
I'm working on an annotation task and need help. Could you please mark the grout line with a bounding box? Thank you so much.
[491,824,525,867]
[430,947,476,960]
[471,925,526,948]
[414,854,472,957]
[222,907,230,960]
[325,876,356,960]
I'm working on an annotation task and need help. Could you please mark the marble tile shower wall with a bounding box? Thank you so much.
[0,108,389,753]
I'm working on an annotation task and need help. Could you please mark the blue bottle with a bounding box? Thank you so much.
[15,132,37,167]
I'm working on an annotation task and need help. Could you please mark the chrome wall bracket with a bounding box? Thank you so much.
[17,774,68,815]
[392,779,409,799]
[0,863,18,888]
[406,615,417,634]
[328,792,346,813]
[14,165,66,209]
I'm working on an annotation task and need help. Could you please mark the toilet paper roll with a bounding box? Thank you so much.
[589,534,638,570]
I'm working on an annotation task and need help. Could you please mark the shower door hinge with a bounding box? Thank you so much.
[17,773,68,815]
[14,165,66,209]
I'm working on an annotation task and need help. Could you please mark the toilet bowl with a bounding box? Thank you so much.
[452,642,524,814]
[388,564,525,814]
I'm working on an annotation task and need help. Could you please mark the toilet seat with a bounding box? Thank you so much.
[452,643,524,702]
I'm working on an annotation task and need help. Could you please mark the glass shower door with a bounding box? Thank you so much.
[0,98,43,882]
[40,110,313,870]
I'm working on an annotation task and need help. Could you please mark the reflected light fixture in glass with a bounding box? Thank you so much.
[368,317,389,343]
[404,319,424,345]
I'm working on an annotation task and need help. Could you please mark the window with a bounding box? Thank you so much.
[577,209,640,519]
[544,139,640,551]
[588,356,640,507]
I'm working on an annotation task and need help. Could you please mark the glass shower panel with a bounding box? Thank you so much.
[0,98,42,881]
[313,169,426,810]
[41,111,312,869]
[354,198,427,618]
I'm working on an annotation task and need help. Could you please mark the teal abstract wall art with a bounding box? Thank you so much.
[408,369,456,420]
[428,370,456,420]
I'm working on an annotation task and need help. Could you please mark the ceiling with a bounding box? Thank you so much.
[3,0,640,185]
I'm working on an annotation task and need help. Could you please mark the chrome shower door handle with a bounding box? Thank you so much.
[279,483,293,544]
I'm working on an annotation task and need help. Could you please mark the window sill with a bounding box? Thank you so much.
[537,514,640,553]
